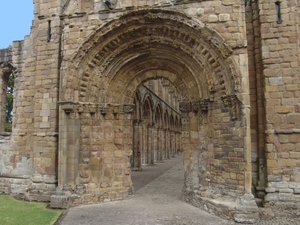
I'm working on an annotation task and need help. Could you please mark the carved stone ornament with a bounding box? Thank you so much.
[89,106,97,114]
[221,95,234,107]
[200,99,210,111]
[206,35,233,59]
[111,105,120,115]
[192,100,200,112]
[59,102,113,115]
[227,57,241,93]
[221,95,240,120]
[103,0,117,10]
[179,101,192,113]
[123,104,134,114]
[61,104,74,114]
[100,106,109,115]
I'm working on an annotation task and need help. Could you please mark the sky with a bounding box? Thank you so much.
[0,1,34,49]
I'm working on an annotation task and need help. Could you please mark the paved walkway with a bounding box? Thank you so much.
[58,154,228,225]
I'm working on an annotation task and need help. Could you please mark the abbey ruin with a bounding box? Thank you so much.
[1,0,300,223]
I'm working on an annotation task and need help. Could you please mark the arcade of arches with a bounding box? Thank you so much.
[132,79,182,169]
[1,0,300,223]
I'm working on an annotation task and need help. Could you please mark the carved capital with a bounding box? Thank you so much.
[200,99,209,111]
[61,104,75,114]
[88,106,97,114]
[179,101,192,113]
[221,95,235,107]
[100,105,109,116]
[192,100,200,113]
[111,105,120,115]
[123,104,134,114]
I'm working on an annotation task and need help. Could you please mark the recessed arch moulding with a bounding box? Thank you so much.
[57,9,253,215]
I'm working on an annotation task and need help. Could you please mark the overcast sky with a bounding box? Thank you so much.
[0,1,34,49]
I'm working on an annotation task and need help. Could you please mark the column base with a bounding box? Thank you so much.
[131,167,143,171]
[184,188,259,224]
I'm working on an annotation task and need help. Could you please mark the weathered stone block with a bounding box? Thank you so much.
[265,193,279,201]
[275,106,294,114]
[50,195,69,209]
[208,15,218,23]
[268,77,284,86]
[287,114,300,124]
[219,14,230,21]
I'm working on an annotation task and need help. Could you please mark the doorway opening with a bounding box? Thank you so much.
[130,78,183,192]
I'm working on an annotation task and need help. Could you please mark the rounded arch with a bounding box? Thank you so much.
[61,9,240,105]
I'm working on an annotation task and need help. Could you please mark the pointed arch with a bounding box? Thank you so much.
[154,103,163,128]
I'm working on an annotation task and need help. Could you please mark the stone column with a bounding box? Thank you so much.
[148,125,155,165]
[132,119,142,170]
[166,129,170,159]
[141,123,147,165]
[170,130,175,157]
[156,127,161,162]
[137,121,142,168]
[159,127,163,160]
[58,104,81,187]
[153,126,158,163]
[121,105,134,193]
[163,129,169,159]
[51,103,80,209]
[176,131,181,154]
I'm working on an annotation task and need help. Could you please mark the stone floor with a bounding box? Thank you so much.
[57,154,228,225]
[57,154,300,225]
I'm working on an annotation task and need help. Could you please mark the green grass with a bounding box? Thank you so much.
[0,195,62,225]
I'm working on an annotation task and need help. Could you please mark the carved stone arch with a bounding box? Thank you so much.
[57,8,251,212]
[61,9,240,106]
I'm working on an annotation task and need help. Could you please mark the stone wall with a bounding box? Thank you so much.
[0,0,300,223]
[258,0,300,216]
[0,48,12,63]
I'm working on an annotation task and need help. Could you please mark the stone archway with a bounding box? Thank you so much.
[56,9,254,219]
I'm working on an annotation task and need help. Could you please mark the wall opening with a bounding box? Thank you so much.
[130,78,183,193]
[0,62,14,132]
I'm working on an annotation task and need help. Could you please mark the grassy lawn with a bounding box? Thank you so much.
[0,195,62,225]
